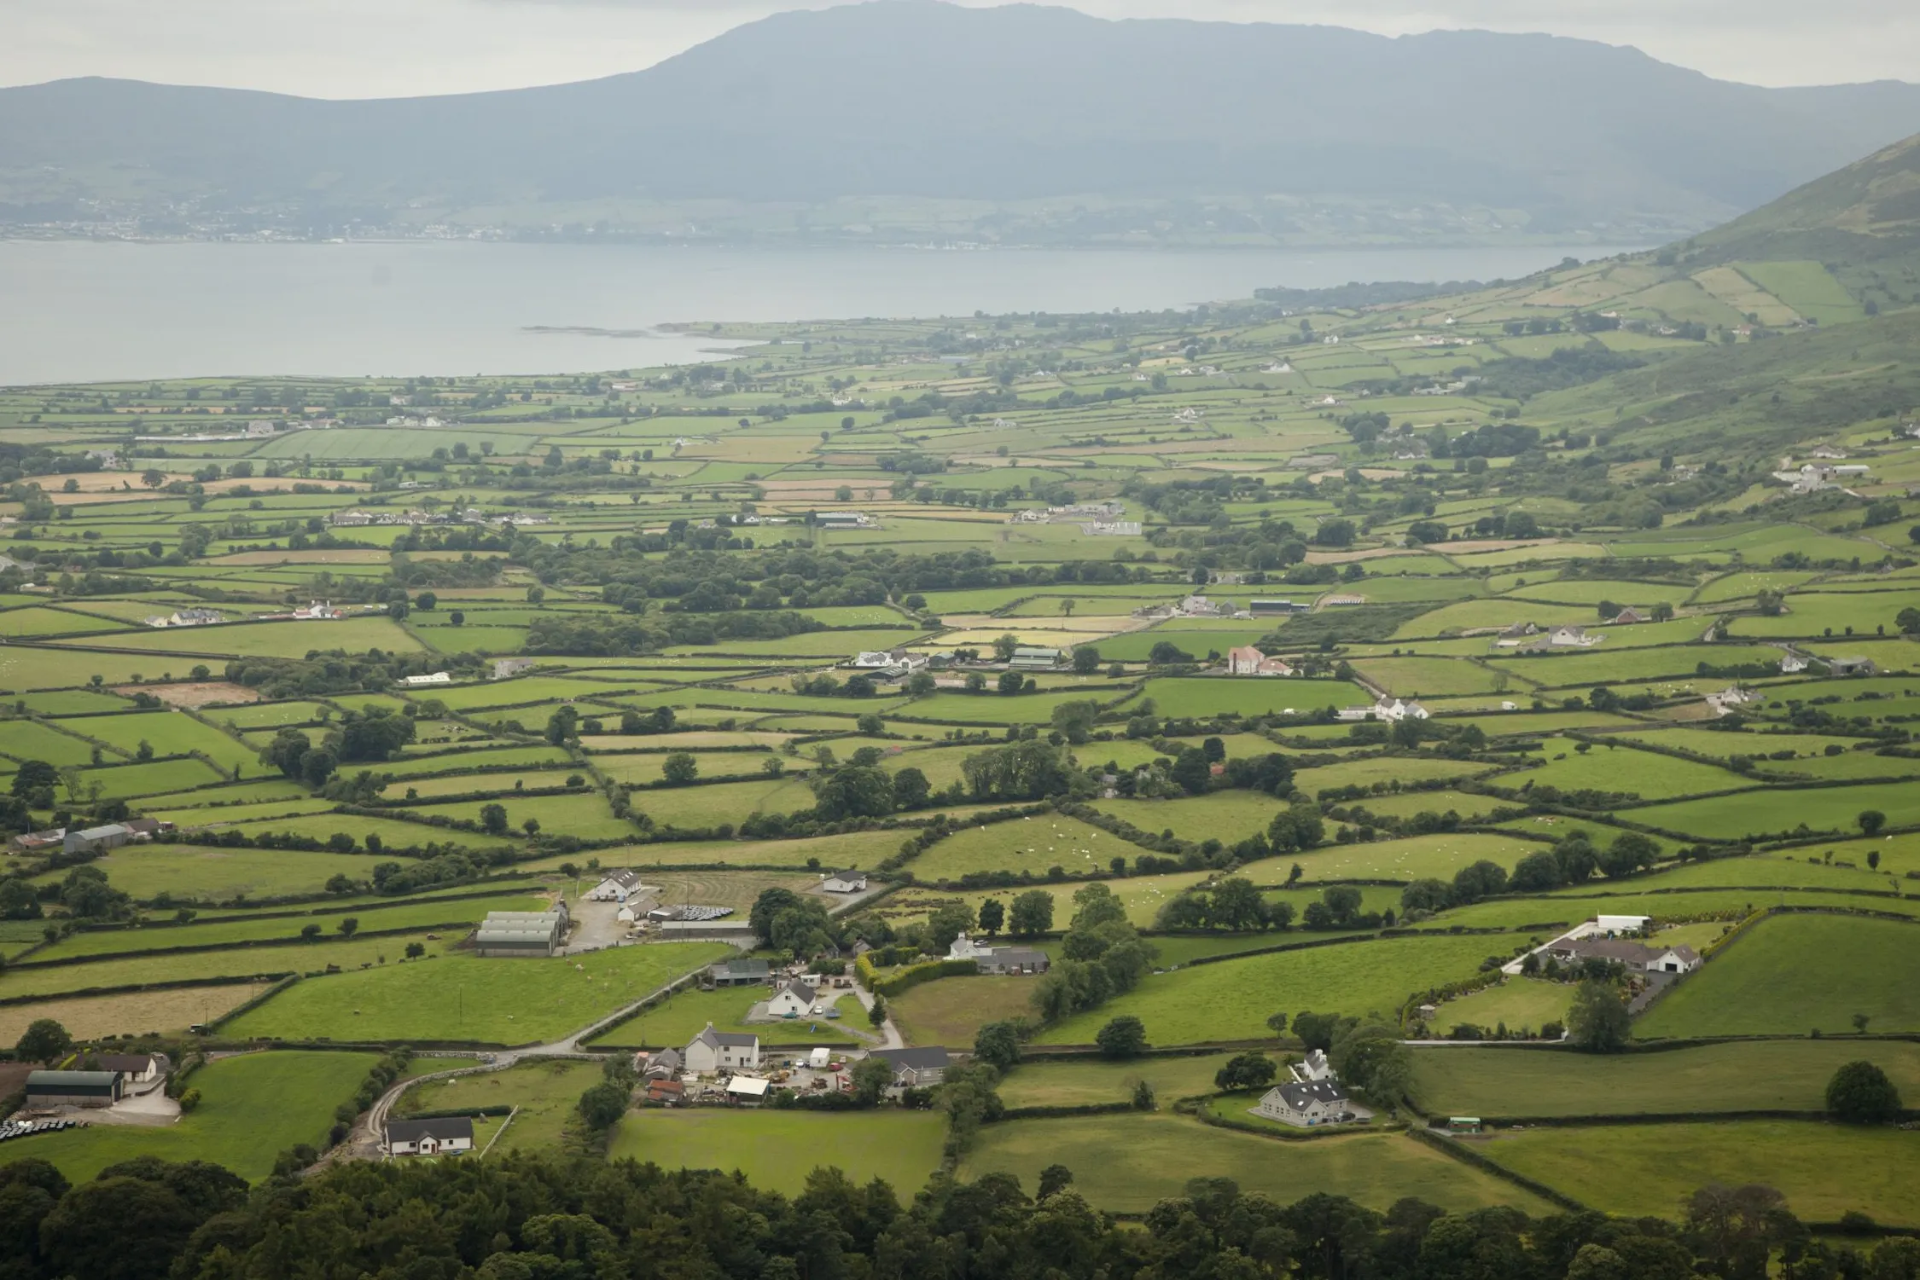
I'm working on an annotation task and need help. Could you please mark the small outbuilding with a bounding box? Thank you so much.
[725,1076,771,1104]
[820,869,868,894]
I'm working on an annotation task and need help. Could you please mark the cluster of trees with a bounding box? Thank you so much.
[1030,884,1157,1023]
[226,653,480,700]
[260,707,416,788]
[1507,830,1663,892]
[809,758,935,819]
[961,740,1076,803]
[1154,876,1284,931]
[14,1146,1911,1280]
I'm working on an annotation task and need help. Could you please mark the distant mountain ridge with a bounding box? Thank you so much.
[5,0,1920,245]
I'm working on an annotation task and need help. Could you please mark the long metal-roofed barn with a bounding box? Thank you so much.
[473,903,569,957]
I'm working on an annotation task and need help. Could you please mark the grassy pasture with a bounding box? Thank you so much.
[1348,657,1507,696]
[1091,791,1287,846]
[203,700,336,728]
[1334,788,1511,821]
[72,709,248,758]
[1514,736,1758,800]
[69,756,227,799]
[887,975,1040,1047]
[609,1110,948,1197]
[223,942,733,1044]
[1482,1121,1920,1224]
[226,812,523,854]
[878,870,1215,930]
[1139,677,1367,718]
[0,932,469,1001]
[961,1115,1555,1215]
[27,842,377,901]
[908,813,1118,881]
[1259,831,1546,884]
[29,895,542,962]
[48,615,424,658]
[1630,779,1920,838]
[1295,754,1498,794]
[1409,1040,1920,1117]
[0,720,100,766]
[1034,933,1503,1046]
[1635,913,1920,1037]
[997,1053,1248,1109]
[0,1049,378,1183]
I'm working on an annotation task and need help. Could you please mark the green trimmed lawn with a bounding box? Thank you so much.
[1636,914,1920,1037]
[592,985,862,1049]
[960,1114,1556,1214]
[1481,1120,1920,1224]
[0,1049,377,1182]
[609,1110,947,1196]
[223,942,732,1044]
[1431,978,1575,1036]
[888,976,1038,1047]
[396,1058,602,1155]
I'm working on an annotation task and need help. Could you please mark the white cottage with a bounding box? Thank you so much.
[767,980,818,1019]
[385,1117,475,1157]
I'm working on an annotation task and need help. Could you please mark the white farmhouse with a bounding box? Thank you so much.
[684,1024,761,1074]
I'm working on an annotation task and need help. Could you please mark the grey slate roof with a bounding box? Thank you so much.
[385,1117,475,1145]
[1275,1080,1349,1110]
[869,1047,950,1072]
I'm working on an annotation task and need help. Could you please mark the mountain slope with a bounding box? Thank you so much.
[1687,132,1920,265]
[4,1,1920,243]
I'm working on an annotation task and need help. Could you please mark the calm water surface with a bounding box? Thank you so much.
[0,240,1643,384]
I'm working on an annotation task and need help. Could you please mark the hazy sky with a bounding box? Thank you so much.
[4,0,1915,96]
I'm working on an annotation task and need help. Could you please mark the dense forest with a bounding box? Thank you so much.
[4,1152,1913,1280]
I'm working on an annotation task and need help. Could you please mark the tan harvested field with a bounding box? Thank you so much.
[114,680,261,707]
[0,982,275,1042]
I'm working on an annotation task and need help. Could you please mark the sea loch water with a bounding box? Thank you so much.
[0,240,1644,384]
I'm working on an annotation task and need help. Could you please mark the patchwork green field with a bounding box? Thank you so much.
[961,1114,1557,1214]
[8,212,1920,1233]
[609,1110,948,1195]
[1410,1040,1920,1117]
[1480,1121,1920,1224]
[1035,933,1503,1045]
[223,943,732,1044]
[1635,913,1920,1038]
[0,1050,378,1182]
